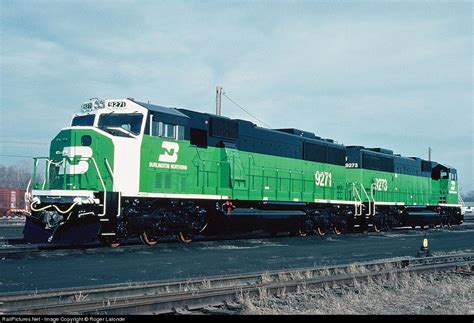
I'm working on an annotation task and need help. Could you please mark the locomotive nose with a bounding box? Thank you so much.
[46,128,114,192]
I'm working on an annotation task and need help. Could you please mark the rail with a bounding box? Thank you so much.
[1,253,471,315]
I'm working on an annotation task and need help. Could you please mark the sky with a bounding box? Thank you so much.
[1,0,473,192]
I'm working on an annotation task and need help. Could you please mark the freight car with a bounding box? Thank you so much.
[23,98,463,245]
[0,187,28,217]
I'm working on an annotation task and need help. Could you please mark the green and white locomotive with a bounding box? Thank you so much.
[24,98,464,246]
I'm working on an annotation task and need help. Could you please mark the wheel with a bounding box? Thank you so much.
[315,227,326,236]
[444,218,452,228]
[297,229,307,237]
[139,232,158,246]
[268,230,278,237]
[198,222,209,233]
[333,226,342,235]
[384,222,393,231]
[436,217,443,228]
[108,241,120,248]
[373,224,381,233]
[99,236,121,248]
[177,232,193,243]
[412,226,417,230]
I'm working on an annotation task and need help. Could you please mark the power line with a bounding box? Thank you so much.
[0,141,49,146]
[221,92,272,129]
[0,154,37,158]
[416,151,429,158]
[416,147,432,160]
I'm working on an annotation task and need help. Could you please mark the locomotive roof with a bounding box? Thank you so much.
[141,102,455,172]
[136,101,190,125]
[135,101,189,119]
[178,108,343,147]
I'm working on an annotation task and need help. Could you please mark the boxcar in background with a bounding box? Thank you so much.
[0,187,27,217]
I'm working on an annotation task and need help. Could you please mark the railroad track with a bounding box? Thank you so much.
[1,253,472,315]
[1,224,473,258]
[0,237,24,245]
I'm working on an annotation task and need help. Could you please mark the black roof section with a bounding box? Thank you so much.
[135,101,189,125]
[139,101,455,173]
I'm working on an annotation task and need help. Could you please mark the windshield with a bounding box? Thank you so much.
[71,114,95,126]
[98,113,143,137]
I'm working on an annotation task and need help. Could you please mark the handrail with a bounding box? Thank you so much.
[32,157,55,190]
[369,183,377,216]
[32,157,106,190]
[104,158,116,191]
[352,183,362,216]
[32,158,39,190]
[30,156,108,218]
[352,183,362,202]
[458,193,465,207]
[360,184,372,216]
[62,157,67,189]
[89,157,107,217]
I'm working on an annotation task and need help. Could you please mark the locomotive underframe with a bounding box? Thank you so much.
[23,191,464,245]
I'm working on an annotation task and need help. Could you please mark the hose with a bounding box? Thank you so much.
[30,201,78,214]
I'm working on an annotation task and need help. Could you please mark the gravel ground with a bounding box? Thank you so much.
[239,271,473,315]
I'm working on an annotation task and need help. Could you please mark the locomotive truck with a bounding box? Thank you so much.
[24,98,463,246]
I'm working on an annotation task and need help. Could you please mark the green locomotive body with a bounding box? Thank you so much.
[24,98,463,245]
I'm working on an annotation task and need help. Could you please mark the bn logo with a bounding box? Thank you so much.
[59,146,93,175]
[158,142,179,163]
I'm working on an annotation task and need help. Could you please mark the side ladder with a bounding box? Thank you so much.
[352,183,375,217]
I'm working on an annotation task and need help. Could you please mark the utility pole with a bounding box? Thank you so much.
[428,147,432,161]
[216,86,223,116]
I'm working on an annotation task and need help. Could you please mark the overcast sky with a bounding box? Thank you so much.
[1,0,472,192]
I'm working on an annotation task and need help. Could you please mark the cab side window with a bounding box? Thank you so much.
[151,120,160,137]
[161,122,175,138]
[151,119,184,140]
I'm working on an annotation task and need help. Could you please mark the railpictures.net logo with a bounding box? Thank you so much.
[1,317,126,323]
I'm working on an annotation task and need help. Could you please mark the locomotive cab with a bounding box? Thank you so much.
[26,99,148,243]
[432,164,459,204]
[25,98,194,244]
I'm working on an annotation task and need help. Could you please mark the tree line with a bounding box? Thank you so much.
[462,190,474,202]
[0,162,43,189]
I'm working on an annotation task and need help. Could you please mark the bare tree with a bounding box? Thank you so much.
[0,161,42,189]
[462,190,474,202]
